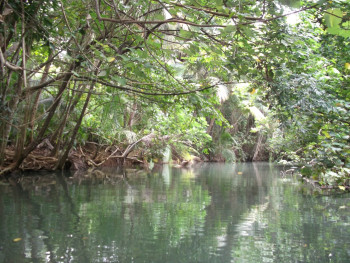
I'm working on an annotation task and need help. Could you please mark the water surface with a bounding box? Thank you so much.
[0,163,349,262]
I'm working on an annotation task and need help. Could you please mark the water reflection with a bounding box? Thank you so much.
[0,163,349,263]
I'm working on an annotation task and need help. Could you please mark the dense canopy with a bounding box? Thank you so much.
[0,0,349,187]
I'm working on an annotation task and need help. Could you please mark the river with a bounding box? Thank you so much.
[0,163,349,262]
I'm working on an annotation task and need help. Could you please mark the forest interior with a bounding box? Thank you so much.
[0,0,349,188]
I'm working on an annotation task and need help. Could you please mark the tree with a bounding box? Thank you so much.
[0,0,349,187]
[264,0,350,187]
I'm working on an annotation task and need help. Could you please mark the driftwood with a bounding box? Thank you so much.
[37,138,54,150]
[85,146,121,167]
[0,133,170,175]
[122,133,156,159]
[76,134,156,168]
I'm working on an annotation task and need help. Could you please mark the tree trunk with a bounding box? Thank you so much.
[28,54,53,143]
[128,102,138,128]
[252,133,264,162]
[14,17,31,161]
[0,67,22,166]
[12,62,79,170]
[50,85,83,157]
[55,83,94,169]
[206,117,215,135]
[55,60,101,169]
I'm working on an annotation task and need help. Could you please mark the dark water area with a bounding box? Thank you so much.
[0,163,349,263]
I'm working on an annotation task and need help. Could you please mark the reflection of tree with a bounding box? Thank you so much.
[1,164,349,262]
[79,166,212,262]
[0,172,93,262]
[230,172,350,262]
[0,164,271,262]
[0,179,60,263]
[191,163,272,262]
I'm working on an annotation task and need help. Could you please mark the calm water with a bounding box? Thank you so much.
[0,163,349,263]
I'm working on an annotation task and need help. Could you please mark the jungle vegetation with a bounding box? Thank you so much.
[0,0,349,187]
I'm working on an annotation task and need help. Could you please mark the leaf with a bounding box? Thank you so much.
[169,9,178,17]
[345,63,350,70]
[278,0,301,8]
[134,68,146,78]
[322,131,331,138]
[106,57,115,62]
[179,29,193,39]
[326,25,350,37]
[112,76,126,86]
[324,8,342,29]
[222,25,236,34]
[72,71,80,77]
[13,238,22,242]
[229,12,236,19]
[98,70,107,77]
[117,54,129,61]
[242,26,254,37]
[338,185,345,191]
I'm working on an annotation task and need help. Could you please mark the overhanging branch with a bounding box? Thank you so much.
[94,0,323,29]
[75,75,217,96]
[21,74,66,96]
[94,0,225,28]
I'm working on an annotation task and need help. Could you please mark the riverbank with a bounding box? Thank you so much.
[1,143,145,172]
[0,142,207,176]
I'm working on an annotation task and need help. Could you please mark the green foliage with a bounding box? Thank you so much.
[324,8,350,38]
[206,86,270,162]
[0,0,349,186]
[147,104,212,158]
[264,4,350,186]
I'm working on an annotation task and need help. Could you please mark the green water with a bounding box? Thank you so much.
[0,163,349,263]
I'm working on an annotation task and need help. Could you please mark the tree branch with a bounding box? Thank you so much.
[75,76,217,96]
[94,0,225,28]
[170,2,264,21]
[21,74,66,96]
[0,48,23,71]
